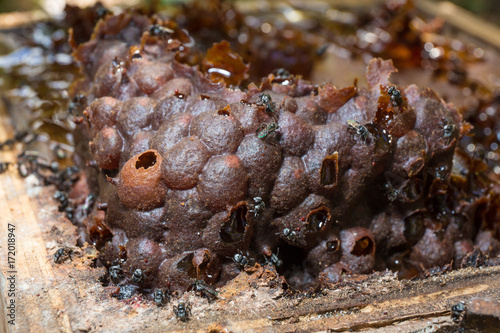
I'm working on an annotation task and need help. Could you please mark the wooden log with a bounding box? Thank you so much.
[416,0,500,50]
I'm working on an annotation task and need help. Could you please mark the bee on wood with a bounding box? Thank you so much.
[109,260,124,281]
[451,301,466,323]
[173,302,191,322]
[249,196,265,217]
[347,120,371,144]
[232,250,253,270]
[153,288,170,307]
[110,285,135,300]
[189,280,218,301]
[388,86,403,107]
[53,246,73,264]
[131,268,145,285]
[257,122,279,140]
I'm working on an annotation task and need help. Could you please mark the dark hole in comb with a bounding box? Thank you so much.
[220,204,247,244]
[135,151,157,169]
[197,251,211,276]
[320,154,338,186]
[351,236,374,256]
[404,212,426,245]
[402,178,423,202]
[326,239,340,253]
[306,206,330,232]
[217,109,230,117]
[176,253,197,279]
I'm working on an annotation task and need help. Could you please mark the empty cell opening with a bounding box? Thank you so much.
[326,239,340,253]
[320,153,338,186]
[217,108,231,117]
[404,212,426,245]
[135,151,157,169]
[176,253,197,279]
[220,204,247,244]
[196,251,211,277]
[306,206,330,231]
[351,236,374,256]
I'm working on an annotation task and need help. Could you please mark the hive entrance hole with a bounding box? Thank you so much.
[278,243,311,291]
[135,151,157,169]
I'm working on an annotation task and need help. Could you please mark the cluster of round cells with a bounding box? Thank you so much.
[76,13,500,293]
